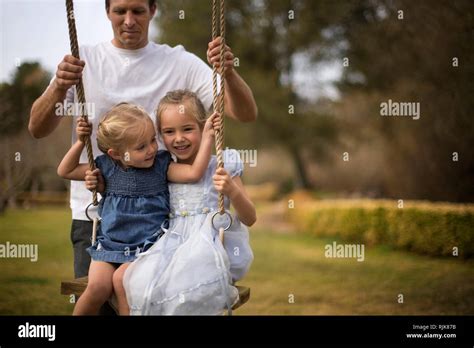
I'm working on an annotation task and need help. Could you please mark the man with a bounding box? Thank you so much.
[29,0,257,289]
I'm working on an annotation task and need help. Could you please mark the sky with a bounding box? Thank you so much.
[0,0,156,82]
[0,0,339,100]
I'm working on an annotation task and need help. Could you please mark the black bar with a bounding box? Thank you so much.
[0,316,472,346]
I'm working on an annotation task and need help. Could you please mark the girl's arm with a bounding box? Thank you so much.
[167,135,212,183]
[57,118,92,180]
[213,167,257,227]
[57,140,90,180]
[167,113,218,183]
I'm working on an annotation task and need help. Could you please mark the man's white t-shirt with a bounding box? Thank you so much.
[59,41,217,221]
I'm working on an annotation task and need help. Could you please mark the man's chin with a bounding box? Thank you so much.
[119,38,145,50]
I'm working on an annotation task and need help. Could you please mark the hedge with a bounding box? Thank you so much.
[286,199,474,258]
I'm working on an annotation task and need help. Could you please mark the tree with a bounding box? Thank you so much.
[0,62,51,212]
[333,0,474,201]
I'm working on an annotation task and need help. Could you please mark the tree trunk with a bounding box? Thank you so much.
[289,145,312,190]
[3,138,17,209]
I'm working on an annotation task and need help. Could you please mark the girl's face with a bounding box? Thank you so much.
[160,104,203,164]
[120,119,158,168]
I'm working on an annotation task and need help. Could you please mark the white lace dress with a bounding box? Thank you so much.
[123,149,253,315]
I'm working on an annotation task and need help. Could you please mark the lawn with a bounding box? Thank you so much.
[238,231,474,315]
[1,206,473,315]
[0,207,73,315]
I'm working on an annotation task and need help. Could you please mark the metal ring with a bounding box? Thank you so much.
[211,211,233,231]
[85,202,99,222]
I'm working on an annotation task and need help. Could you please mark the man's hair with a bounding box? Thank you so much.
[105,0,156,12]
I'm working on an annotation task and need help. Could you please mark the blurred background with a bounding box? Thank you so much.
[0,0,473,315]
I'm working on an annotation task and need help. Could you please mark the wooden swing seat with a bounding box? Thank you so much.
[61,276,250,312]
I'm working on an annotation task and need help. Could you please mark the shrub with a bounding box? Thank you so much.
[287,199,474,258]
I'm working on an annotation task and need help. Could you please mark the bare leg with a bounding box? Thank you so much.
[73,261,115,315]
[113,262,131,315]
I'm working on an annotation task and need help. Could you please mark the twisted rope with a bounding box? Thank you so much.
[65,0,97,206]
[212,0,226,214]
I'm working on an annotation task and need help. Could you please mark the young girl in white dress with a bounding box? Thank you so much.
[122,90,256,315]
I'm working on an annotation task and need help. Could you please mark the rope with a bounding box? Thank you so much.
[65,0,98,206]
[212,0,226,215]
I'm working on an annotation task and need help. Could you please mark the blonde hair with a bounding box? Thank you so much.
[97,103,153,154]
[156,90,207,132]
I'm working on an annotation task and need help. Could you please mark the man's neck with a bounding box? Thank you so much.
[111,38,149,50]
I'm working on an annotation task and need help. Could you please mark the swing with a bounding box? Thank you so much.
[60,0,250,313]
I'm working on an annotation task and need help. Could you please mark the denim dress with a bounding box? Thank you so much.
[87,151,171,264]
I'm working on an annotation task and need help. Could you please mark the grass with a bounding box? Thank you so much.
[0,207,74,315]
[237,231,474,315]
[1,206,473,315]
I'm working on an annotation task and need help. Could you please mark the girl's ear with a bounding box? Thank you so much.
[107,148,122,161]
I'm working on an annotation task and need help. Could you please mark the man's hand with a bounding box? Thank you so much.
[207,37,235,77]
[53,55,85,91]
[85,168,105,194]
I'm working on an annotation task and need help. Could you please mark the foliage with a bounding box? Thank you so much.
[0,62,51,212]
[288,199,474,258]
[0,62,50,136]
[331,0,474,201]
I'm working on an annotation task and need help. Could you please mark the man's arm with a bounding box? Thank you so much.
[223,69,258,123]
[29,55,85,139]
[29,81,67,138]
[207,38,258,123]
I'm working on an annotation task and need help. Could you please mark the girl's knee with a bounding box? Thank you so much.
[86,280,113,300]
[112,263,130,289]
[112,269,125,290]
